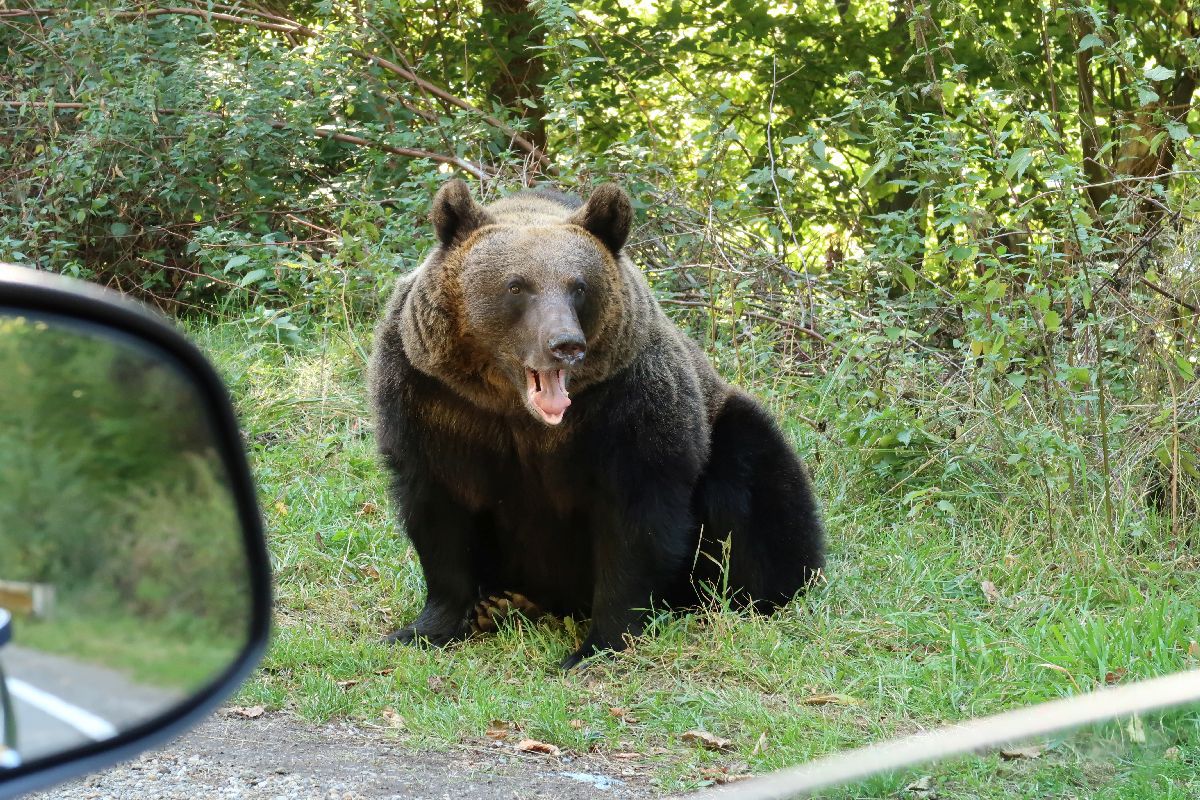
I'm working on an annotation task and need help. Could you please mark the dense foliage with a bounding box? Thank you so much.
[2,1,1196,539]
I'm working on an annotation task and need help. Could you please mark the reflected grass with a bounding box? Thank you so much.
[15,613,241,690]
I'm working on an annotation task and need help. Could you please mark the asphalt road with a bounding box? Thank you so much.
[3,644,182,763]
[25,710,659,799]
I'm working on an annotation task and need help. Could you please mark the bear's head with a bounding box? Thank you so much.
[426,180,635,426]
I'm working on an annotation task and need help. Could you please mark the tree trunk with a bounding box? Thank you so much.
[482,0,547,152]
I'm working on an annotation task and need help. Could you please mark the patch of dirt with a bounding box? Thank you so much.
[27,711,660,799]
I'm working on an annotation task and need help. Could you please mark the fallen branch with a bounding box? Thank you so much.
[0,100,492,178]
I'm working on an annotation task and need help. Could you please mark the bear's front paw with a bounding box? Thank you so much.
[560,648,592,670]
[560,638,610,670]
[381,625,461,647]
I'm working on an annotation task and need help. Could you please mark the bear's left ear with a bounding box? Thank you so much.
[568,184,633,255]
[431,179,494,248]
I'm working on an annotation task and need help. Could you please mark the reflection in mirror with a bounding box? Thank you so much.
[820,701,1200,799]
[0,313,251,767]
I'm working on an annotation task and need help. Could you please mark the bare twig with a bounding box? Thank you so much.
[659,297,828,344]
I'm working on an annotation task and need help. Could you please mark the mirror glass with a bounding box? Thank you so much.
[0,312,251,768]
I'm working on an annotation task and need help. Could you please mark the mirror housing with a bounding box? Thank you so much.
[0,264,271,798]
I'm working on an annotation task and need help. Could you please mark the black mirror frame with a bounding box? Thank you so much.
[0,264,272,798]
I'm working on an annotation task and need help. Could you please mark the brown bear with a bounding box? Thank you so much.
[369,180,824,668]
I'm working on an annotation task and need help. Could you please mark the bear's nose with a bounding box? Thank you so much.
[548,332,586,364]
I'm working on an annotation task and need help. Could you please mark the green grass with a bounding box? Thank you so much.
[190,318,1200,797]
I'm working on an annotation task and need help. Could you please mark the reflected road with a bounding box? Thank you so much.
[3,645,183,762]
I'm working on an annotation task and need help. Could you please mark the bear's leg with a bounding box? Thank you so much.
[696,391,825,609]
[561,489,696,669]
[383,480,482,647]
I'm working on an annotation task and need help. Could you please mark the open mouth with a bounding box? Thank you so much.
[525,367,570,425]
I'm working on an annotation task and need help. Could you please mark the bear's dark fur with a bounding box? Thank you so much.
[369,180,824,668]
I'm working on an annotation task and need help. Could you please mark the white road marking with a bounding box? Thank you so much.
[5,677,118,741]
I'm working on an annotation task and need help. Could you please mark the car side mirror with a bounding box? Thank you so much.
[0,264,271,797]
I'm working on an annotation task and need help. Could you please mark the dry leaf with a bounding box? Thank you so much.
[699,765,751,785]
[682,730,735,752]
[360,565,380,580]
[1165,746,1181,761]
[336,679,360,690]
[224,705,265,719]
[485,721,513,740]
[905,775,937,798]
[357,502,380,517]
[611,752,641,761]
[799,693,860,706]
[751,731,769,756]
[381,708,405,729]
[999,745,1043,760]
[426,675,446,693]
[375,667,395,676]
[609,707,639,724]
[1104,668,1128,685]
[981,580,1002,604]
[515,738,562,756]
[1188,640,1199,658]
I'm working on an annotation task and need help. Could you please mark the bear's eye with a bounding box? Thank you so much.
[573,282,587,296]
[508,280,522,295]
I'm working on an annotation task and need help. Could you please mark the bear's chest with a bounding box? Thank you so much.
[419,421,600,611]
[416,407,596,518]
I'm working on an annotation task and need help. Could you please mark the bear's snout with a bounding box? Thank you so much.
[547,331,586,365]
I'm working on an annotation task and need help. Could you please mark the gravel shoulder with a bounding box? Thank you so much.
[26,710,661,799]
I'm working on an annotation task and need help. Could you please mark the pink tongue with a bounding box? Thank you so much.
[527,369,571,423]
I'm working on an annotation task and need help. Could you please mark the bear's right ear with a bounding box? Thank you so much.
[431,179,494,247]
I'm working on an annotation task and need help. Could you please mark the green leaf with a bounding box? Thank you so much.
[859,152,890,186]
[901,264,916,292]
[1043,310,1061,331]
[1166,121,1189,141]
[565,38,589,51]
[224,254,250,273]
[1183,452,1200,480]
[1065,366,1092,387]
[1004,148,1034,181]
[1144,65,1175,82]
[1076,33,1104,52]
[1175,354,1195,381]
[109,222,129,236]
[1137,87,1160,106]
[238,268,269,287]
